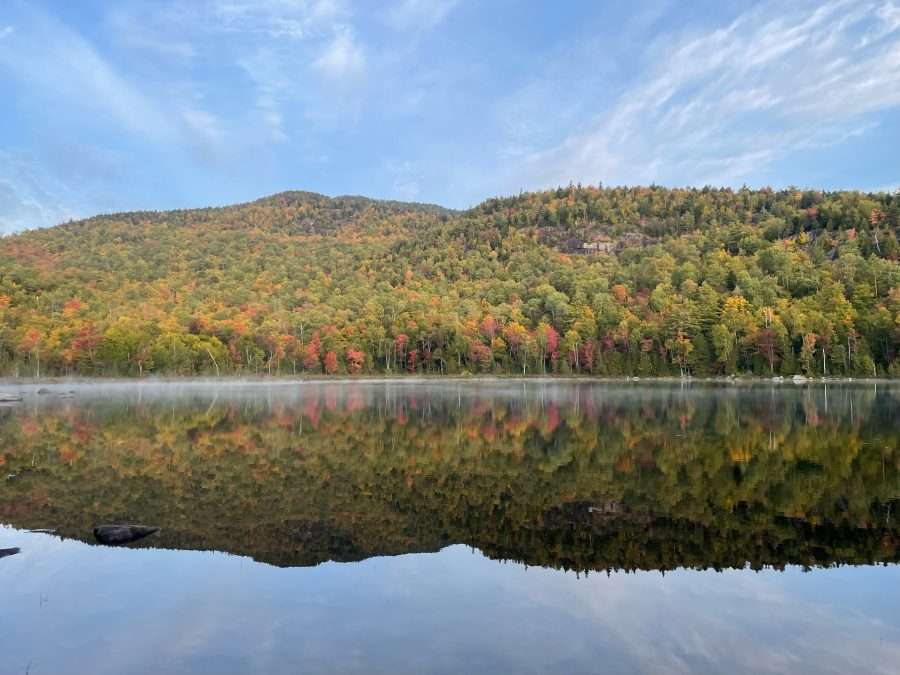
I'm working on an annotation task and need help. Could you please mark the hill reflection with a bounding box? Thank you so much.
[1,382,898,572]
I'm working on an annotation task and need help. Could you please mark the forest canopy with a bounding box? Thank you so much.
[1,185,899,377]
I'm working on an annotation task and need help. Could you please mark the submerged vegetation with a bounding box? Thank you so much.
[1,383,897,571]
[1,186,900,377]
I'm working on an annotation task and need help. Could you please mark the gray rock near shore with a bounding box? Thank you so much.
[93,525,160,546]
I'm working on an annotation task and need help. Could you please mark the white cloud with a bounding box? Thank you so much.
[860,1,900,45]
[238,48,293,142]
[0,152,83,233]
[209,0,349,38]
[313,26,365,80]
[0,9,169,140]
[181,108,228,160]
[0,4,229,229]
[113,0,368,140]
[386,0,460,31]
[309,0,348,22]
[106,8,195,60]
[100,0,364,149]
[0,5,226,156]
[0,25,13,40]
[0,5,230,157]
[504,0,900,191]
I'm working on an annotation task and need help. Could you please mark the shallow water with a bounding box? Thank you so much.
[1,380,898,674]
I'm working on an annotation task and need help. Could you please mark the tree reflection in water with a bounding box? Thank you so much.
[1,381,897,572]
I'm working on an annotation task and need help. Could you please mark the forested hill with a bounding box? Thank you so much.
[1,185,899,377]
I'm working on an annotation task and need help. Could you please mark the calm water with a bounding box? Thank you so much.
[1,380,898,674]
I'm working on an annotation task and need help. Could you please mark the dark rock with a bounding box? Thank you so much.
[0,547,20,559]
[93,525,160,546]
[37,388,52,394]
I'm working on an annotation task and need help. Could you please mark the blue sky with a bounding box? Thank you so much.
[1,0,899,232]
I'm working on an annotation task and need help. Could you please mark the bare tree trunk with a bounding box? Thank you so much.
[206,349,220,376]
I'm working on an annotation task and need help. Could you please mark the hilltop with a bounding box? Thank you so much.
[1,185,899,377]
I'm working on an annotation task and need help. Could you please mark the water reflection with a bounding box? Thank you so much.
[1,381,897,572]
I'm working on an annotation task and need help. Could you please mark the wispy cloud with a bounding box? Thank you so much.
[0,152,82,233]
[313,26,365,80]
[182,108,228,161]
[507,0,900,190]
[0,3,235,225]
[208,0,349,38]
[106,8,196,60]
[0,3,229,154]
[386,0,460,31]
[238,48,293,143]
[0,7,169,140]
[3,0,900,230]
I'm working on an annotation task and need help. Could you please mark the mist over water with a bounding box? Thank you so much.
[1,381,899,674]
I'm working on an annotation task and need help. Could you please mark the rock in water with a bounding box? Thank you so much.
[0,393,22,402]
[93,525,160,546]
[0,547,20,559]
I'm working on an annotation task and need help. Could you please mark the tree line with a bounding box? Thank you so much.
[1,185,899,377]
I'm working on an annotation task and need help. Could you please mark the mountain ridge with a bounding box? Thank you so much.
[6,184,899,235]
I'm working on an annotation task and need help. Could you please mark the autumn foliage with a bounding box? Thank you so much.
[0,186,898,376]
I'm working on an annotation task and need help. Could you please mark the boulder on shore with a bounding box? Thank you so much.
[93,525,160,546]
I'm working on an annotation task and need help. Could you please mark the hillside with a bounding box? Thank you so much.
[1,185,899,377]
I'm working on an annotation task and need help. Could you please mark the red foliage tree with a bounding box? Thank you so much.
[71,323,103,364]
[468,341,492,371]
[480,315,499,341]
[303,332,322,371]
[346,348,365,374]
[323,350,339,374]
[394,333,408,369]
[580,339,597,373]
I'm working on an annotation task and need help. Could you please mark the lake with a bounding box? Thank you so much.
[1,380,898,674]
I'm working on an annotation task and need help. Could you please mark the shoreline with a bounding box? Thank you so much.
[1,374,896,387]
